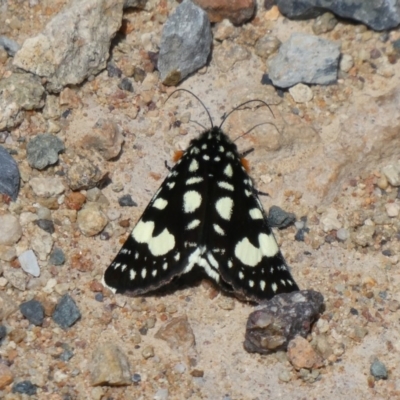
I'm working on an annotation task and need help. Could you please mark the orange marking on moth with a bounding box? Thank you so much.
[173,150,184,163]
[241,158,250,172]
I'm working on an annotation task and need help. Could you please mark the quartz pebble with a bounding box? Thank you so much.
[18,250,40,277]
[289,83,313,103]
[90,343,132,386]
[385,203,399,217]
[77,205,108,236]
[382,164,400,186]
[0,213,22,246]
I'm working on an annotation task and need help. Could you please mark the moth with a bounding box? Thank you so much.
[103,91,299,302]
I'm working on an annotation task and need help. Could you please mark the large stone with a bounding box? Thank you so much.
[13,0,124,92]
[0,145,20,201]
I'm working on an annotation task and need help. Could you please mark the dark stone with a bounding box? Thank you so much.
[276,0,400,31]
[0,36,21,56]
[118,77,134,92]
[107,62,122,78]
[52,294,81,329]
[133,66,146,82]
[268,205,296,228]
[34,219,55,234]
[94,293,104,302]
[0,145,20,201]
[26,133,65,170]
[19,299,45,326]
[49,247,66,266]
[12,380,37,396]
[61,109,72,118]
[118,194,137,207]
[0,325,7,341]
[349,307,359,315]
[132,373,141,383]
[244,290,324,354]
[261,74,273,85]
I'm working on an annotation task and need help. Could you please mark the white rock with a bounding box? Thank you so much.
[336,228,349,241]
[18,249,41,277]
[289,83,313,103]
[29,176,65,197]
[43,278,57,294]
[30,226,53,261]
[0,213,22,245]
[320,208,342,232]
[77,205,108,236]
[382,164,400,186]
[339,54,354,72]
[385,203,400,217]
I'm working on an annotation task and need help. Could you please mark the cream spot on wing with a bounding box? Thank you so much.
[249,279,254,287]
[189,159,199,172]
[218,181,234,191]
[167,181,175,189]
[202,144,207,149]
[214,156,221,162]
[152,270,157,277]
[215,197,233,220]
[163,262,168,270]
[174,252,180,261]
[260,280,266,291]
[213,224,225,236]
[203,154,210,160]
[121,264,127,272]
[183,190,202,213]
[191,147,200,154]
[234,237,262,267]
[132,220,155,243]
[249,208,263,220]
[148,228,175,256]
[130,270,136,280]
[186,219,201,230]
[245,189,252,197]
[223,164,233,177]
[272,282,278,292]
[152,198,168,210]
[259,233,279,257]
[141,268,147,279]
[219,146,225,152]
[186,177,203,185]
[238,271,244,279]
[228,260,233,268]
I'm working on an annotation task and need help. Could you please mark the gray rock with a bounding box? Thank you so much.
[124,0,147,9]
[18,249,41,277]
[29,176,65,197]
[0,145,20,201]
[52,294,81,328]
[90,343,132,386]
[26,134,65,170]
[0,72,45,131]
[0,325,6,341]
[0,36,21,56]
[118,194,137,207]
[244,290,324,355]
[19,299,45,326]
[49,247,66,266]
[158,0,212,85]
[268,33,340,88]
[370,359,388,380]
[268,205,296,228]
[276,0,400,31]
[13,0,124,93]
[12,381,37,396]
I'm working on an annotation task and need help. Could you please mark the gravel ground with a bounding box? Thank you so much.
[1,1,400,399]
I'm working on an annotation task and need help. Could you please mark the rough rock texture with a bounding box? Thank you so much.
[158,0,212,85]
[244,290,324,354]
[90,343,132,386]
[0,145,20,200]
[193,0,256,25]
[268,33,340,88]
[13,0,124,92]
[276,0,400,31]
[26,133,65,170]
[0,72,45,130]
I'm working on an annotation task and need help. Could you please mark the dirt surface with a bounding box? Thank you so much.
[1,1,400,399]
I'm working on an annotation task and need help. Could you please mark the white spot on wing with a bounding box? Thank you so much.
[249,279,254,287]
[259,233,279,257]
[218,181,234,191]
[174,252,180,261]
[121,264,127,272]
[260,280,266,291]
[249,208,263,220]
[238,271,244,279]
[213,224,225,236]
[132,220,155,243]
[214,156,221,162]
[152,198,168,210]
[224,164,233,177]
[148,228,175,256]
[163,262,168,270]
[215,197,233,220]
[152,270,157,277]
[189,159,199,172]
[186,177,203,185]
[202,144,207,149]
[234,237,262,267]
[245,189,252,197]
[186,219,201,230]
[206,252,219,269]
[141,268,147,279]
[203,155,210,160]
[191,147,200,154]
[184,190,202,213]
[272,282,278,292]
[130,270,136,280]
[167,181,175,189]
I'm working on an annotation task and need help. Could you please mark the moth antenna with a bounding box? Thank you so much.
[233,122,280,142]
[166,88,214,129]
[219,100,274,130]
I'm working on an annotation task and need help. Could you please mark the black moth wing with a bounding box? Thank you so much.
[103,140,209,295]
[198,129,299,301]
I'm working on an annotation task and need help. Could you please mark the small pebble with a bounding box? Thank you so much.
[0,363,13,389]
[107,62,122,77]
[118,194,137,207]
[34,218,55,234]
[289,83,313,103]
[26,134,65,170]
[12,380,37,395]
[118,77,134,92]
[142,345,155,359]
[0,325,6,341]
[154,388,168,400]
[278,370,292,382]
[0,213,22,246]
[382,164,400,186]
[0,145,20,201]
[49,247,66,266]
[59,347,74,362]
[94,293,104,302]
[132,373,141,383]
[19,299,45,326]
[52,294,81,328]
[336,228,349,241]
[18,249,40,277]
[370,359,388,380]
[267,205,296,228]
[385,203,399,217]
[77,206,108,236]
